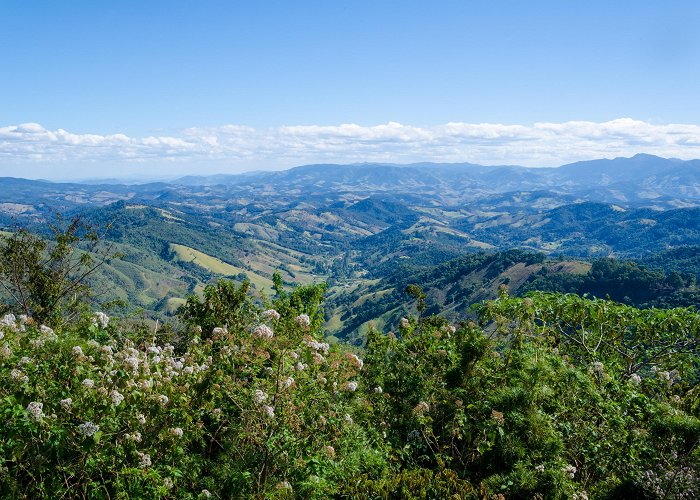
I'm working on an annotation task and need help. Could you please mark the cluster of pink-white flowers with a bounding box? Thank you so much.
[253,324,274,339]
[262,309,281,321]
[78,421,100,437]
[92,312,109,329]
[295,314,311,330]
[345,352,364,370]
[26,401,44,422]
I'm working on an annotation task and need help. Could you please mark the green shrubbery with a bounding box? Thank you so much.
[0,277,699,498]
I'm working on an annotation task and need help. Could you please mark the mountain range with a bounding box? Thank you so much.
[2,153,700,338]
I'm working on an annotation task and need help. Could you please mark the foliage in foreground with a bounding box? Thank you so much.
[0,281,699,498]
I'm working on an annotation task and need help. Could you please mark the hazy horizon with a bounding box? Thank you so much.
[2,2,700,178]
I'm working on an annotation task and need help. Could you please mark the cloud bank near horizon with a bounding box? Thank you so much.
[2,119,700,178]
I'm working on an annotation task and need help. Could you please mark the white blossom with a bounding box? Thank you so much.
[124,356,140,373]
[169,427,183,438]
[39,325,54,336]
[343,381,358,392]
[345,352,364,370]
[629,373,642,385]
[262,405,275,418]
[125,432,142,442]
[201,489,212,498]
[82,378,95,389]
[72,346,85,358]
[212,327,227,336]
[295,314,311,330]
[306,340,330,354]
[374,386,383,394]
[137,451,151,468]
[0,314,17,330]
[253,324,274,339]
[399,318,411,329]
[91,312,109,329]
[60,398,73,409]
[137,413,147,425]
[11,369,24,380]
[253,389,268,404]
[262,309,280,321]
[29,338,44,348]
[157,394,169,406]
[344,414,353,425]
[0,343,10,359]
[563,464,577,478]
[78,421,100,437]
[283,377,294,389]
[110,390,124,407]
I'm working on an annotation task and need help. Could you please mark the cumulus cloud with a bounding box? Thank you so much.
[2,119,700,177]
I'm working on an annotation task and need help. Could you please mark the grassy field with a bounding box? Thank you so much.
[170,243,274,292]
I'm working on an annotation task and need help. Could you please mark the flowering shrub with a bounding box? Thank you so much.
[1,281,699,498]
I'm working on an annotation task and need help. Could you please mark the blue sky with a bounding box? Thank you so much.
[1,1,700,178]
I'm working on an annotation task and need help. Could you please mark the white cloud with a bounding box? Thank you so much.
[2,118,700,178]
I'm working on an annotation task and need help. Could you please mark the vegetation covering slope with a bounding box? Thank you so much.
[1,282,699,498]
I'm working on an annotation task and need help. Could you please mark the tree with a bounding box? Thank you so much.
[0,216,115,327]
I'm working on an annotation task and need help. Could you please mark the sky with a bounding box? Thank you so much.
[1,0,700,179]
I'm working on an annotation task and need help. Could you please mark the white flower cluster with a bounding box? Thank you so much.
[125,431,142,442]
[253,324,274,339]
[137,451,151,468]
[588,361,604,377]
[305,340,329,354]
[11,369,28,383]
[82,378,95,389]
[629,373,642,385]
[26,401,44,422]
[253,389,268,404]
[399,318,411,329]
[212,326,227,336]
[295,314,311,330]
[60,398,73,409]
[92,312,109,329]
[72,346,85,358]
[0,343,10,359]
[563,464,577,478]
[345,352,364,370]
[262,309,280,321]
[110,390,124,407]
[343,381,358,392]
[170,427,184,438]
[0,314,17,331]
[262,405,275,418]
[78,421,100,437]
